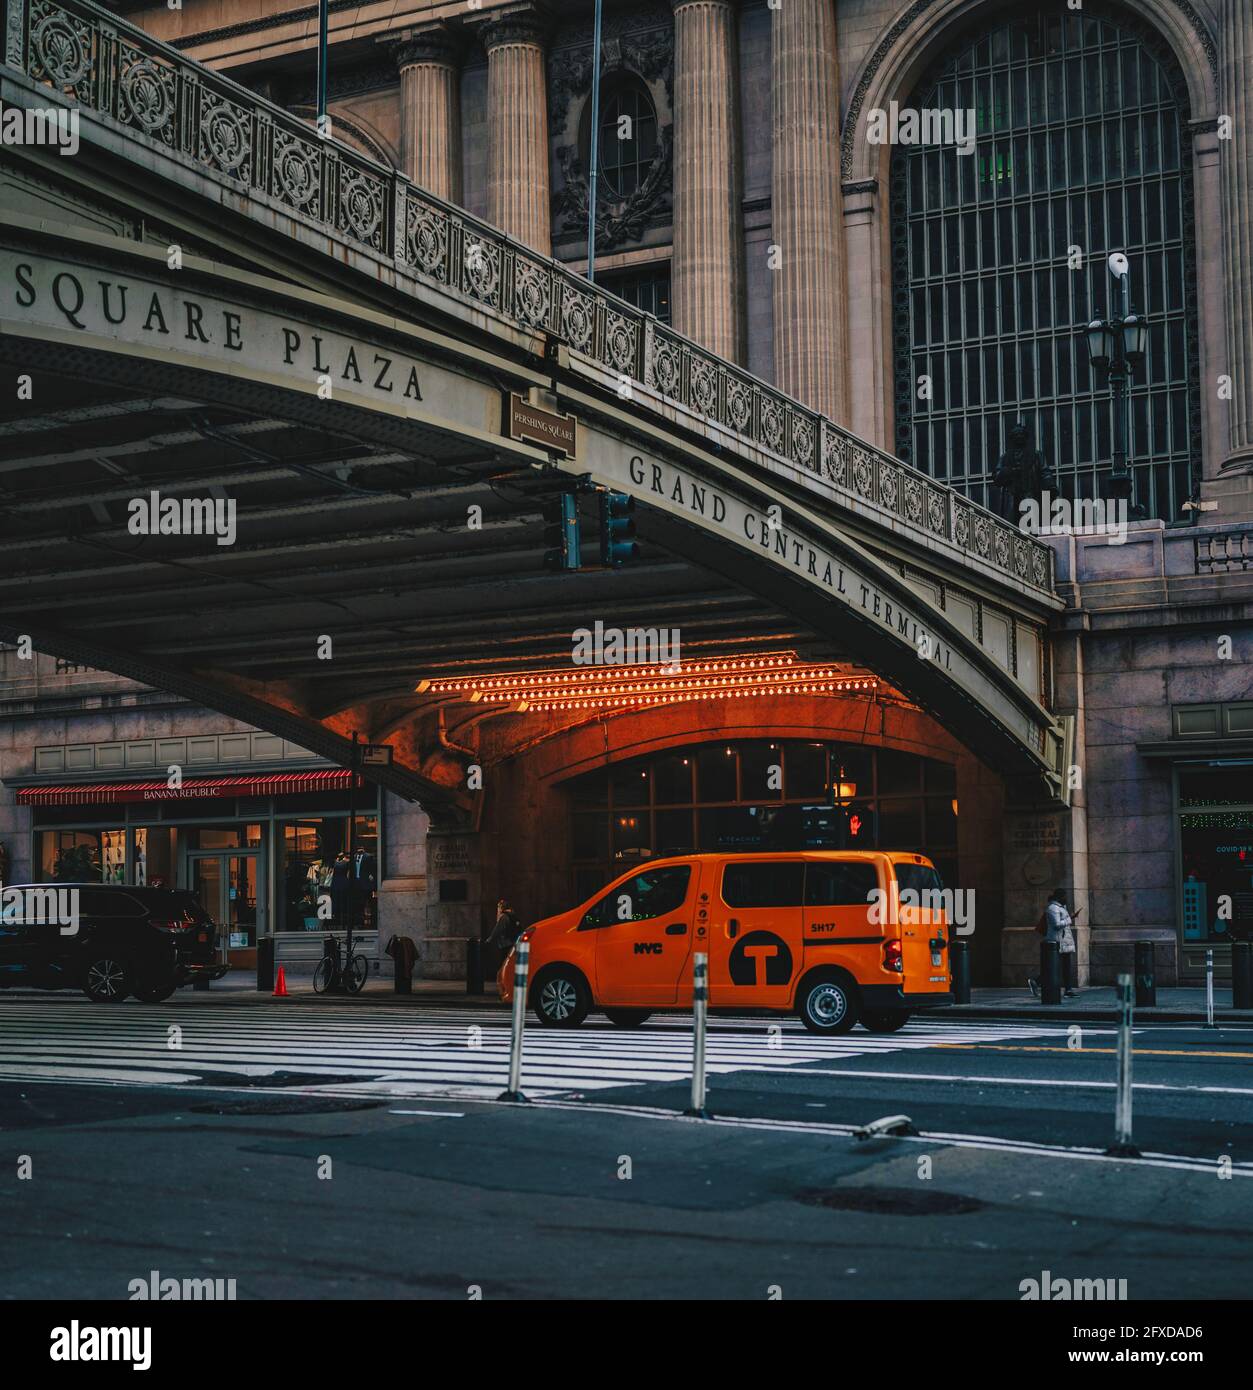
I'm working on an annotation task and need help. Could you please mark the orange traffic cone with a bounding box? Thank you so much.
[273,967,288,998]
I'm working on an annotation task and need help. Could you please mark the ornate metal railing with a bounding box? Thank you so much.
[2,0,1055,598]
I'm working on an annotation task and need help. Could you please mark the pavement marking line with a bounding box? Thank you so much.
[740,1066,1253,1096]
[387,1109,465,1117]
[517,1096,1253,1179]
[937,1043,1253,1058]
[3,1070,1248,1179]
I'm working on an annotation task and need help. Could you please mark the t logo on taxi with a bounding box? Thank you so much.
[728,932,793,986]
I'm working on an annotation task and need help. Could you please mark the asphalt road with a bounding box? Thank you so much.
[1,995,1250,1301]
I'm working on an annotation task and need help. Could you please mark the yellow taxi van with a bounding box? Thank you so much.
[498,850,953,1034]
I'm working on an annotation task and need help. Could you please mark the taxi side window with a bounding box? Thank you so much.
[721,862,804,907]
[580,865,692,929]
[805,862,879,906]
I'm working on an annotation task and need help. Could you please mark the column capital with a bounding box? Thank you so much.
[379,22,463,71]
[667,0,740,11]
[475,3,552,52]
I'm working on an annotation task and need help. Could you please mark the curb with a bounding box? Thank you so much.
[944,1007,1253,1025]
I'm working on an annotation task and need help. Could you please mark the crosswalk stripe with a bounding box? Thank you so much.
[0,997,1080,1097]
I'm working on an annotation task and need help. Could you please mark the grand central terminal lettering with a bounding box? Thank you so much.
[627,451,954,672]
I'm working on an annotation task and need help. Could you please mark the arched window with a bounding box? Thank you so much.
[890,5,1200,520]
[593,77,658,198]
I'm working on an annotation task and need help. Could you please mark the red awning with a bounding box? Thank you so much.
[17,769,355,807]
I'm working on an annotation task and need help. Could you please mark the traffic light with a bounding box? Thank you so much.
[542,493,581,572]
[598,491,639,566]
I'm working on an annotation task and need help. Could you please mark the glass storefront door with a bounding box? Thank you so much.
[190,852,264,968]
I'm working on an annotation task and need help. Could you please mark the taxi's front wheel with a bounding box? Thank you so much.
[797,973,859,1035]
[533,967,591,1028]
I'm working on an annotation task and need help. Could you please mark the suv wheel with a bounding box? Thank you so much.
[83,957,131,1003]
[533,968,590,1028]
[797,973,859,1035]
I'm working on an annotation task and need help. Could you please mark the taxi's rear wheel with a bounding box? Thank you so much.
[533,967,590,1028]
[861,1009,911,1033]
[797,972,859,1035]
[604,1009,651,1028]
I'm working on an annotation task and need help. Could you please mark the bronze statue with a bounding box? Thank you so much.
[991,422,1057,526]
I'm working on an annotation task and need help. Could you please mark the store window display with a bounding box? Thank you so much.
[280,816,378,932]
[38,828,124,882]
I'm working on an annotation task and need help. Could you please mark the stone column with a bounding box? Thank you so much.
[770,0,846,421]
[482,5,551,254]
[392,25,462,204]
[1216,0,1253,515]
[842,180,890,450]
[670,0,744,363]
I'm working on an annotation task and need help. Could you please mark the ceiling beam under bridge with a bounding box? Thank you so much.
[0,619,470,818]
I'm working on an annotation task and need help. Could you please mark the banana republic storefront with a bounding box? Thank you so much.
[9,739,382,972]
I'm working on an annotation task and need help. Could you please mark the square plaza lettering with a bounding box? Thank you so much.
[5,254,423,407]
[625,452,954,673]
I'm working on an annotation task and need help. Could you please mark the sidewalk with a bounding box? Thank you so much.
[193,974,1253,1023]
[947,985,1253,1024]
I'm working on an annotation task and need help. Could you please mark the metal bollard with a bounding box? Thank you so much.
[466,937,484,996]
[393,943,412,995]
[1233,940,1253,1011]
[950,938,971,1004]
[1134,940,1156,1008]
[684,953,711,1118]
[1204,947,1216,1030]
[1105,972,1141,1157]
[1040,939,1062,1004]
[256,936,274,993]
[498,939,530,1103]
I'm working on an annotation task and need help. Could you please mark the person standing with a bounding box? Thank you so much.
[488,898,523,961]
[1029,889,1081,998]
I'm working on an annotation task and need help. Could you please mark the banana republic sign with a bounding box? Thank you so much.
[0,248,498,437]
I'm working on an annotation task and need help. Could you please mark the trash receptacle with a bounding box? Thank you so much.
[384,935,416,995]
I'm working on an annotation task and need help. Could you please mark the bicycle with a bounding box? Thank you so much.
[312,934,369,995]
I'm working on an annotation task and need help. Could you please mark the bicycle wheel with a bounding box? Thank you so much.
[345,953,369,994]
[312,957,336,994]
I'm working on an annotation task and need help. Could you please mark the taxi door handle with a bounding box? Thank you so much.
[665,922,687,936]
[727,918,739,939]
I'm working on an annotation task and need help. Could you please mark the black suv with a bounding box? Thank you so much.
[0,883,228,1002]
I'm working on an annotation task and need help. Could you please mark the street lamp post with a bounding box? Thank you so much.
[1082,252,1150,520]
[316,0,329,137]
[586,0,604,284]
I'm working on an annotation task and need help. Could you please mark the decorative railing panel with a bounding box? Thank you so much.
[3,0,1055,599]
[1195,532,1252,574]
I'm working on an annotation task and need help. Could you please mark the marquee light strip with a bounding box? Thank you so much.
[523,680,876,712]
[493,673,875,702]
[416,651,803,696]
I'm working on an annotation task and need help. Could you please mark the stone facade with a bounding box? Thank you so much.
[129,0,1253,526]
[6,0,1251,986]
